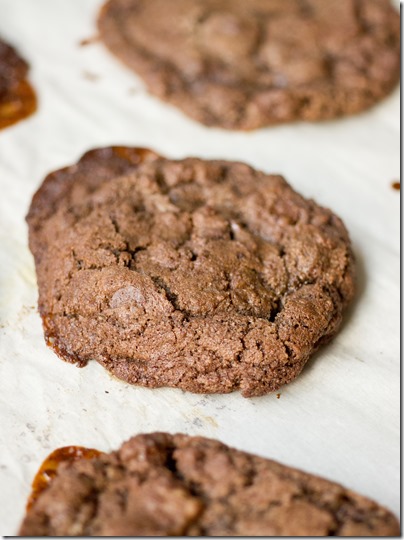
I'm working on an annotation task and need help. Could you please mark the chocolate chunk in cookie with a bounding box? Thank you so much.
[98,0,400,130]
[19,433,399,536]
[27,147,355,397]
[0,38,36,130]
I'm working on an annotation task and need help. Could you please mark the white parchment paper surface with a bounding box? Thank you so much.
[0,0,400,534]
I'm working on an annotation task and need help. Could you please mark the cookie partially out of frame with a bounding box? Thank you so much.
[97,0,400,130]
[0,38,36,130]
[27,147,355,397]
[19,433,399,536]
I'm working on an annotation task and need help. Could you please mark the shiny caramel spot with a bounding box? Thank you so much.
[27,446,101,510]
[0,40,37,130]
[0,79,36,130]
[112,145,157,164]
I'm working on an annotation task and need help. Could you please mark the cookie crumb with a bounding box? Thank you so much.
[391,181,400,191]
[276,393,281,399]
[79,35,99,47]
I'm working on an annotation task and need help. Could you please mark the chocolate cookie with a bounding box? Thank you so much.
[27,147,355,397]
[97,0,400,130]
[0,38,36,130]
[19,433,399,536]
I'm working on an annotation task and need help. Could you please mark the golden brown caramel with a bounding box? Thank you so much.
[0,79,36,130]
[0,39,37,130]
[112,145,157,164]
[27,446,101,510]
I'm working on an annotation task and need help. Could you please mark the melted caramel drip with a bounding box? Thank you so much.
[0,39,37,130]
[0,79,36,130]
[27,446,101,510]
[112,145,157,165]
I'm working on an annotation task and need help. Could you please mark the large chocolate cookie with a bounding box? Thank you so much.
[27,147,355,397]
[19,433,399,536]
[98,0,400,130]
[0,38,36,130]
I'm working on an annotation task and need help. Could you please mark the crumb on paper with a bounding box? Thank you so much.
[276,393,281,399]
[391,181,400,191]
[79,35,99,47]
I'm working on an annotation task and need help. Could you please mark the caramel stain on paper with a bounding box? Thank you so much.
[82,71,100,82]
[20,261,36,285]
[203,415,218,428]
[128,87,141,96]
[16,305,36,323]
[391,181,400,191]
[188,409,219,429]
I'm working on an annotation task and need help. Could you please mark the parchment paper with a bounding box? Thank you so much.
[0,0,400,534]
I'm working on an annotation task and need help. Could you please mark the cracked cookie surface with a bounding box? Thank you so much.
[19,433,399,536]
[0,38,36,130]
[97,0,400,130]
[27,147,355,397]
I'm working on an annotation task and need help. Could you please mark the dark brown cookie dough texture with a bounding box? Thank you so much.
[0,38,36,129]
[27,147,355,397]
[97,0,400,130]
[19,433,400,536]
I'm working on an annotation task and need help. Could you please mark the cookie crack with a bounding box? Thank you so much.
[299,0,314,18]
[126,244,148,267]
[162,446,207,535]
[150,275,189,318]
[289,486,378,537]
[80,486,103,536]
[353,0,367,35]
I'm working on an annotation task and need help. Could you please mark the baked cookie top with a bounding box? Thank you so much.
[98,0,400,130]
[19,433,399,536]
[27,147,355,397]
[0,38,36,130]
